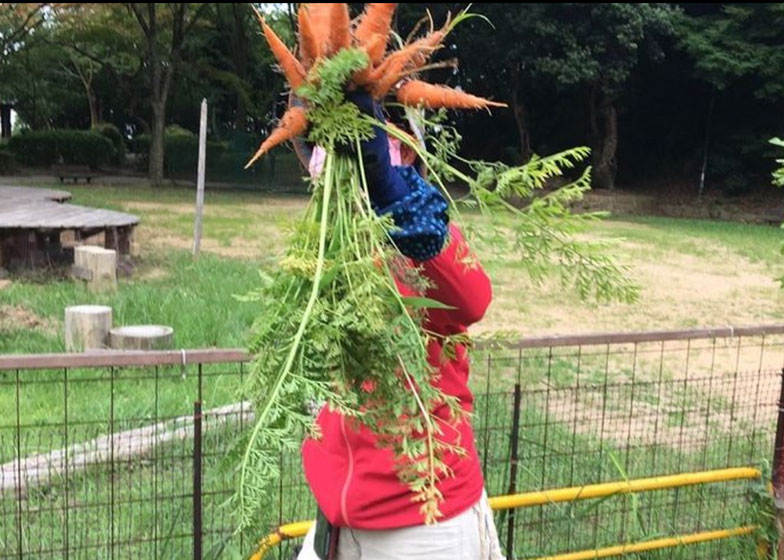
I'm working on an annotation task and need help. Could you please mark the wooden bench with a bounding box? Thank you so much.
[53,165,100,184]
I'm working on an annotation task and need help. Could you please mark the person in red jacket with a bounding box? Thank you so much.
[296,93,505,560]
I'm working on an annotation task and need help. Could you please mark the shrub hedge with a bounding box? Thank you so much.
[8,129,114,168]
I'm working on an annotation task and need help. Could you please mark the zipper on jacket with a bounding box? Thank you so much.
[339,415,354,526]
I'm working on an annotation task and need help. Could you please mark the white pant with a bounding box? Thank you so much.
[296,492,506,560]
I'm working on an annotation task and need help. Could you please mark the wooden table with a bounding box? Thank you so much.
[0,186,139,270]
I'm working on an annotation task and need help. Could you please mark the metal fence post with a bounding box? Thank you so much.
[505,383,522,556]
[772,368,784,559]
[193,399,203,560]
[15,369,23,560]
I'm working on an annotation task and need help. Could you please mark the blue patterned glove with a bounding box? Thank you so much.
[377,166,450,261]
[345,92,449,260]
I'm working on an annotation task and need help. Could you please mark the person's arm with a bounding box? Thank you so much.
[350,92,492,329]
[370,160,492,331]
[380,168,492,329]
[418,224,492,330]
[348,91,410,208]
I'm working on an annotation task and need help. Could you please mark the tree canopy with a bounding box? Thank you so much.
[1,3,782,193]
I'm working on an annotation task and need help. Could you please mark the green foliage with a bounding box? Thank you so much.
[55,130,114,168]
[678,4,784,99]
[233,40,640,533]
[451,3,678,187]
[94,123,126,166]
[7,129,114,168]
[7,131,57,167]
[0,148,17,174]
[131,131,227,177]
[455,4,677,99]
[533,4,676,94]
[166,135,226,176]
[4,3,782,190]
[771,138,784,188]
[296,48,373,148]
[164,124,195,138]
[748,462,777,554]
[395,113,640,303]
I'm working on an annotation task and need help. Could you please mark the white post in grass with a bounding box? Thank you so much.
[193,98,207,258]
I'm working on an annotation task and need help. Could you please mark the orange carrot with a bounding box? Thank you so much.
[364,33,388,66]
[368,31,446,95]
[409,30,445,70]
[252,7,306,90]
[304,3,334,58]
[397,81,507,110]
[298,6,319,68]
[245,106,308,168]
[355,3,397,50]
[370,67,405,98]
[329,3,351,54]
[352,33,387,86]
[366,43,422,85]
[368,41,439,97]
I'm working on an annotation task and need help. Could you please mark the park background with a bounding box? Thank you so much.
[3,4,784,560]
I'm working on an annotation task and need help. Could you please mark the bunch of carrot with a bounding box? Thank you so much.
[246,2,504,168]
[236,4,640,541]
[234,4,509,534]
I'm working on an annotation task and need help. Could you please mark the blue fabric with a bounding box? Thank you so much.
[376,166,450,261]
[345,91,410,208]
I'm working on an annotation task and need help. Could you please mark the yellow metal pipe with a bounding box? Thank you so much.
[249,521,313,560]
[249,467,761,559]
[533,525,757,560]
[488,467,760,511]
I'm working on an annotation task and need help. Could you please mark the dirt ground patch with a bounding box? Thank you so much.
[477,236,784,336]
[133,225,286,260]
[124,196,302,260]
[122,198,305,216]
[0,305,57,335]
[137,267,168,281]
[543,359,778,450]
[72,191,784,341]
[122,201,195,215]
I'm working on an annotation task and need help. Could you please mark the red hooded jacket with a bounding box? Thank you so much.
[301,224,493,529]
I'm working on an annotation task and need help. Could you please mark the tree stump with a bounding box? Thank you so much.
[109,325,174,351]
[73,245,117,292]
[64,305,112,352]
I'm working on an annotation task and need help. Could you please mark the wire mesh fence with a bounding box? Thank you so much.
[1,325,783,560]
[477,329,783,559]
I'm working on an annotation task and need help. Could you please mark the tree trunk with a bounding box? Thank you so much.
[510,69,531,164]
[149,100,165,186]
[129,3,206,186]
[231,4,249,130]
[511,92,531,164]
[698,86,716,200]
[68,55,101,128]
[87,87,101,128]
[590,90,618,190]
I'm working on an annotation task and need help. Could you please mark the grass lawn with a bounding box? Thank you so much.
[2,182,784,353]
[1,181,783,559]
